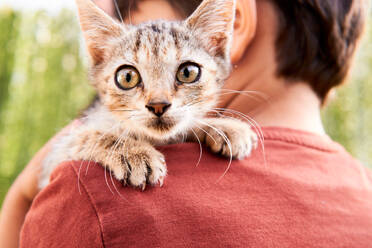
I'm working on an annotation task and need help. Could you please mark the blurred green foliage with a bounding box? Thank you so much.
[0,9,19,120]
[0,9,93,204]
[0,8,371,205]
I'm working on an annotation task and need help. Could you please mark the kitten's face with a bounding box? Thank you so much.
[76,0,236,139]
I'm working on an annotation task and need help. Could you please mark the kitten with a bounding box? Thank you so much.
[40,0,258,189]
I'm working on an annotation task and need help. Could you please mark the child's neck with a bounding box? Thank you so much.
[223,81,325,136]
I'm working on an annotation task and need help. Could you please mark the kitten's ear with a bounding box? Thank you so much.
[76,0,124,65]
[186,0,236,60]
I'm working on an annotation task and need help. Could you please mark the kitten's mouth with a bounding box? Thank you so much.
[146,117,176,132]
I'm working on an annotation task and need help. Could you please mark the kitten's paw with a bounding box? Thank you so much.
[112,146,167,190]
[203,119,258,160]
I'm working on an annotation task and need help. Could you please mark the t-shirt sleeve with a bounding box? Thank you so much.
[20,162,104,248]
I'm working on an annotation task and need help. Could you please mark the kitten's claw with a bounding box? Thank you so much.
[159,176,165,187]
[121,180,127,187]
[141,183,146,191]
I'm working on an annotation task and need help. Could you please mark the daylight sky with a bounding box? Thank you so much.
[0,0,76,13]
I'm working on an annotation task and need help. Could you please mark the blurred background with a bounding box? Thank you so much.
[0,1,371,205]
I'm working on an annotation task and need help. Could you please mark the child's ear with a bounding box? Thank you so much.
[231,0,257,64]
[186,0,236,61]
[75,0,124,65]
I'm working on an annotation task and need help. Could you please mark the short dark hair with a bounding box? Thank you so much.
[272,0,366,101]
[116,0,366,101]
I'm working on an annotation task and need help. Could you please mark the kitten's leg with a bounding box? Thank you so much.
[192,118,258,160]
[43,130,167,189]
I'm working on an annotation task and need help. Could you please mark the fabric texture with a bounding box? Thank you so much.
[20,127,372,248]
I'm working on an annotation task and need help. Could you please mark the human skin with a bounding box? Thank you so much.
[0,0,326,247]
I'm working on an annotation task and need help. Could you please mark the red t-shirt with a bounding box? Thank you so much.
[20,127,372,247]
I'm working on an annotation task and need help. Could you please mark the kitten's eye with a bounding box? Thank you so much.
[115,66,142,90]
[176,63,201,84]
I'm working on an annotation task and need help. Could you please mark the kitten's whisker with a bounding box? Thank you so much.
[113,0,124,23]
[123,132,132,171]
[77,122,121,194]
[219,89,269,100]
[190,128,203,167]
[123,0,134,25]
[196,119,233,182]
[102,145,118,195]
[80,122,123,196]
[106,131,124,171]
[193,123,217,145]
[109,168,122,198]
[213,108,267,167]
[106,136,122,192]
[107,132,127,200]
[185,99,207,107]
[214,107,264,148]
[218,92,265,103]
[112,109,137,112]
[84,122,121,176]
[213,107,264,143]
[104,166,115,195]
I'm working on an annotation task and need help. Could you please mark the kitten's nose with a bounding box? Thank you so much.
[146,101,171,117]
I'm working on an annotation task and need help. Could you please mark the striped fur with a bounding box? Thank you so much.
[40,0,257,189]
